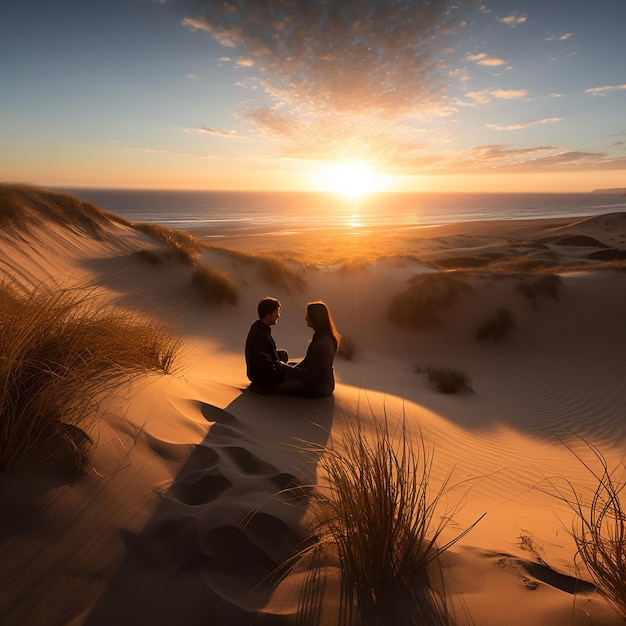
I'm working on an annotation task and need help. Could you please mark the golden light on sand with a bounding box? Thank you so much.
[315,160,389,199]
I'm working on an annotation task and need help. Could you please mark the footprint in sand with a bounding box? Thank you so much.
[221,445,277,475]
[169,468,233,506]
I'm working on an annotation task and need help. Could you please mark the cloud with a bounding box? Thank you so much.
[109,141,216,159]
[492,89,528,100]
[545,32,573,42]
[410,145,626,174]
[186,126,239,138]
[185,0,476,117]
[487,117,563,131]
[498,13,527,27]
[585,84,626,96]
[181,0,486,162]
[465,52,506,67]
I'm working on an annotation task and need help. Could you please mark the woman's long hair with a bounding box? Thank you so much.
[307,301,340,349]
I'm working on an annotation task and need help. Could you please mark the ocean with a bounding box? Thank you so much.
[60,189,626,237]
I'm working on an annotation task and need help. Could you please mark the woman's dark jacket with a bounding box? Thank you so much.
[288,332,337,396]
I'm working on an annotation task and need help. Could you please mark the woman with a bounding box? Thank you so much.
[274,301,340,398]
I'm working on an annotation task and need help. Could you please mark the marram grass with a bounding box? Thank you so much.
[547,439,626,621]
[289,414,483,625]
[0,282,181,472]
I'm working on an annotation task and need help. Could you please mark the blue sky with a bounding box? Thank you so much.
[1,0,625,192]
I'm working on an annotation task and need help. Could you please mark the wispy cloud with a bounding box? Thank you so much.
[185,126,239,138]
[545,32,573,42]
[465,52,507,67]
[184,1,476,116]
[498,13,527,27]
[585,84,626,96]
[411,145,626,174]
[182,0,482,161]
[109,140,216,159]
[460,88,527,107]
[487,117,563,131]
[492,89,528,100]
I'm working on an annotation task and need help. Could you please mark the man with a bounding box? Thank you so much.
[245,297,288,393]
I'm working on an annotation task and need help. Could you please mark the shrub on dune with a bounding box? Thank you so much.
[432,254,499,270]
[133,222,204,266]
[209,247,306,292]
[416,365,473,394]
[548,441,626,621]
[388,272,472,330]
[518,274,561,302]
[291,415,483,625]
[191,265,239,305]
[475,308,516,343]
[0,283,180,472]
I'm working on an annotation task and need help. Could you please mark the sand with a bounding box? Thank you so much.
[1,196,626,625]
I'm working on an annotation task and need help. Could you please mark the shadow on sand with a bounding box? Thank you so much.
[84,391,334,626]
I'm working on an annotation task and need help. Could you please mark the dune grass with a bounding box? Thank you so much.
[416,365,473,394]
[191,265,239,305]
[0,282,181,472]
[132,222,204,266]
[517,273,561,302]
[209,246,306,292]
[389,272,473,330]
[547,440,626,621]
[291,414,483,625]
[475,308,516,343]
[0,183,119,238]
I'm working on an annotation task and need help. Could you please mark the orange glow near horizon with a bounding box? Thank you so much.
[313,160,392,199]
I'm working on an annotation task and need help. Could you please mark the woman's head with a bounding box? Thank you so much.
[306,301,340,348]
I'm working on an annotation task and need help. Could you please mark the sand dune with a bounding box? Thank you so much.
[1,186,626,625]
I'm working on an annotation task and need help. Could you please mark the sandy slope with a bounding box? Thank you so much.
[1,205,626,625]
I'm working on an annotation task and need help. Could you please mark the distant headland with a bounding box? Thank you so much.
[591,187,626,194]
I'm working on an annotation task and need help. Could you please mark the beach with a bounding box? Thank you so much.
[1,184,626,625]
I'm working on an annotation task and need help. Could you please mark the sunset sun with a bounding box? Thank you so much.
[316,160,388,199]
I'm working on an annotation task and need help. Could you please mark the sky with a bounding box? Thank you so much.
[1,0,625,193]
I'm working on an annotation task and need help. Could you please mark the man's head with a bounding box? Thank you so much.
[258,297,281,325]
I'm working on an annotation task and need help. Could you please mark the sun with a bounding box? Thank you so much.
[316,160,388,199]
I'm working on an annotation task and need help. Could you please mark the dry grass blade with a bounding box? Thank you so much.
[191,265,239,305]
[545,439,626,621]
[289,412,483,625]
[132,222,204,266]
[0,283,181,472]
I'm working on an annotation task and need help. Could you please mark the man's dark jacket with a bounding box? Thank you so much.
[245,320,283,388]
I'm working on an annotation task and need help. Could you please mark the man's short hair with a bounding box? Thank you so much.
[258,296,280,319]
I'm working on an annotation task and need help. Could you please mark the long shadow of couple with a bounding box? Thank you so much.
[84,391,335,626]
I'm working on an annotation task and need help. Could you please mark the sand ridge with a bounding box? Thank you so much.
[1,197,626,625]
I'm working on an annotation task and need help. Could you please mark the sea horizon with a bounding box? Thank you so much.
[59,187,626,238]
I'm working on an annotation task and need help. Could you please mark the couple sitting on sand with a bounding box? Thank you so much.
[245,296,340,398]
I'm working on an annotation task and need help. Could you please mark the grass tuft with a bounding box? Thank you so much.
[475,308,516,343]
[291,414,483,624]
[191,265,239,305]
[518,274,561,302]
[132,222,204,266]
[209,246,306,292]
[416,365,473,394]
[389,272,472,330]
[0,183,119,238]
[547,440,626,621]
[0,282,180,472]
